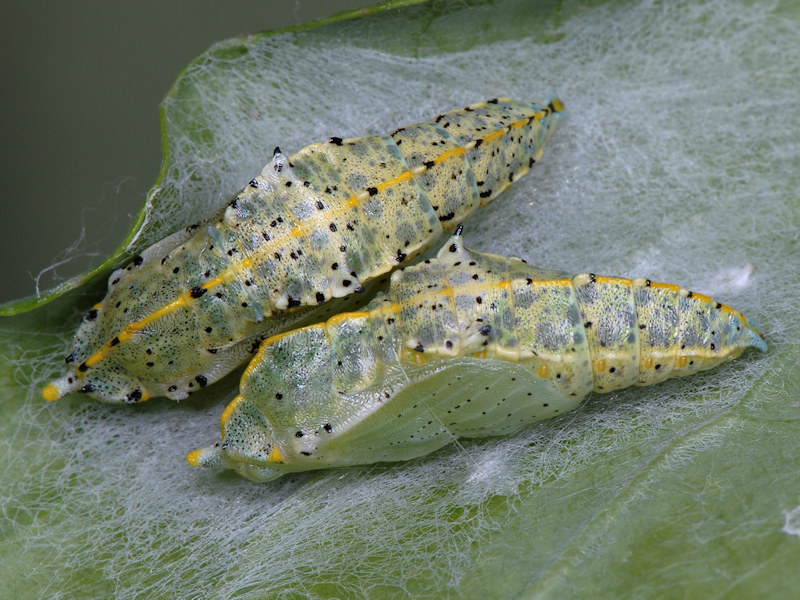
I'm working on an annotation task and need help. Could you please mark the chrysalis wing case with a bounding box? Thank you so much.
[189,230,767,482]
[43,98,565,404]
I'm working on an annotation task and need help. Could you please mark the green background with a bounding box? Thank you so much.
[0,0,373,304]
[2,1,799,598]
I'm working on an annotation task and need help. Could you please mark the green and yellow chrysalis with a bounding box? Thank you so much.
[43,98,565,404]
[188,229,766,482]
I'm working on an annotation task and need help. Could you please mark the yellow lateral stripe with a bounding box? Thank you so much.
[139,296,187,327]
[650,281,680,291]
[429,146,465,166]
[374,168,416,192]
[220,395,245,429]
[242,322,329,383]
[84,349,105,368]
[328,311,370,327]
[691,292,713,303]
[203,274,227,290]
[595,275,632,286]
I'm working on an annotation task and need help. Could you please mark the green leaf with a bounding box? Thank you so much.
[2,0,800,598]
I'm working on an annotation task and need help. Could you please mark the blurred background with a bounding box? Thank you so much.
[0,0,375,303]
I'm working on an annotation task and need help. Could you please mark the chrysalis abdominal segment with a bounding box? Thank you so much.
[42,98,565,404]
[188,232,766,482]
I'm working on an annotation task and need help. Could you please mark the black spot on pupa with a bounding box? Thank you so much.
[126,390,143,403]
[79,383,94,394]
[195,375,208,387]
[85,309,98,322]
[287,296,301,308]
[189,286,207,299]
[168,385,178,392]
[328,136,343,146]
[132,255,143,267]
[316,292,326,303]
[324,423,333,433]
[367,187,378,196]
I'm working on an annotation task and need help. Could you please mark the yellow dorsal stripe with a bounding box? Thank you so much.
[78,108,550,374]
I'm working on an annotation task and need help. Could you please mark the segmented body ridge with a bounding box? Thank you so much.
[44,98,564,404]
[189,233,766,481]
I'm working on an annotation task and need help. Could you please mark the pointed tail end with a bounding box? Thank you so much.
[548,97,566,114]
[42,373,80,401]
[745,321,768,353]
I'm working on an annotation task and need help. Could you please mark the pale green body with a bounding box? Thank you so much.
[44,99,564,404]
[190,234,766,482]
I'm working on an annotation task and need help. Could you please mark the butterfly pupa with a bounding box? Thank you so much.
[42,98,565,404]
[188,230,767,482]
